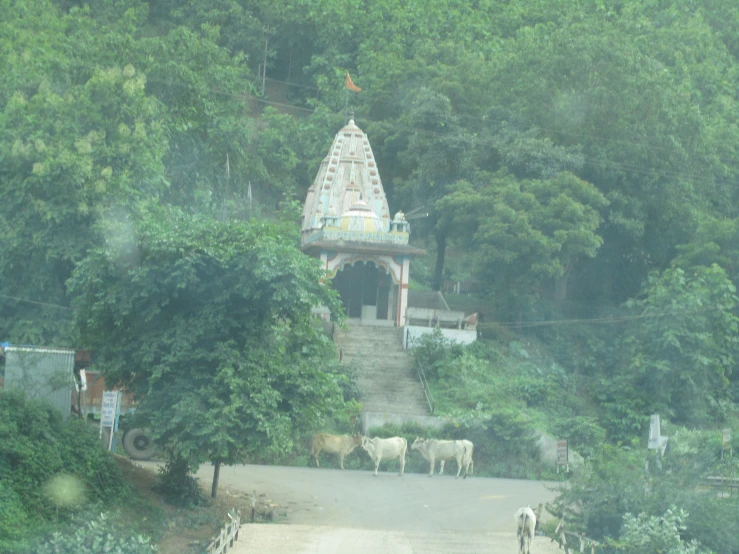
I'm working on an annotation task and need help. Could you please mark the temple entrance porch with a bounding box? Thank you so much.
[332,261,397,325]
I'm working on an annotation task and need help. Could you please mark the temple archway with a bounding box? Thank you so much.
[332,261,396,322]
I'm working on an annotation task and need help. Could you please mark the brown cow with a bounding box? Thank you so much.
[311,433,363,469]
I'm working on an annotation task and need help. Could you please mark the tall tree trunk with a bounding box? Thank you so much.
[211,460,221,499]
[432,231,447,292]
[554,260,573,302]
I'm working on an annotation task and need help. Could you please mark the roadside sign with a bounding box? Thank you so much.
[556,440,568,464]
[99,391,122,452]
[100,391,120,427]
[556,440,568,473]
[648,414,661,449]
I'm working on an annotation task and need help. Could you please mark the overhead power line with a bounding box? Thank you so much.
[0,293,73,311]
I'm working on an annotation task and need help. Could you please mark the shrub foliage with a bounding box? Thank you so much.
[0,390,130,552]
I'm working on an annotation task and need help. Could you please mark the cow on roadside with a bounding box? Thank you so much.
[411,438,470,478]
[439,439,474,478]
[361,436,407,476]
[515,506,537,554]
[310,433,363,469]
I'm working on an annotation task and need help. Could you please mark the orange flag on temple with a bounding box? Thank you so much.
[345,72,362,92]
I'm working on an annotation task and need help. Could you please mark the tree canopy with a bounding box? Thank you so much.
[68,209,350,485]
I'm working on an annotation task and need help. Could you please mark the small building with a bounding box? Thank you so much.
[301,119,425,326]
[1,344,75,420]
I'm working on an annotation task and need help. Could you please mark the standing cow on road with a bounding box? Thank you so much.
[311,433,363,469]
[438,439,474,478]
[515,506,537,554]
[411,438,471,478]
[361,436,407,476]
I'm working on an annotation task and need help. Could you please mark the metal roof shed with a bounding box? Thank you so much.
[2,345,75,420]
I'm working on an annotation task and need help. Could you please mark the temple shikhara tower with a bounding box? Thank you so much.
[301,119,424,326]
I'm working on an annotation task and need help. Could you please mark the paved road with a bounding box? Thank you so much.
[233,525,561,553]
[163,463,562,553]
[188,464,559,532]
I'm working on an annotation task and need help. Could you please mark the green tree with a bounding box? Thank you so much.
[673,216,739,284]
[69,209,349,497]
[602,265,739,433]
[135,23,257,215]
[393,88,476,290]
[439,172,607,316]
[0,60,167,344]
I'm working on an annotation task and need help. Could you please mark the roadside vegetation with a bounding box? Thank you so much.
[0,390,163,554]
[406,318,739,553]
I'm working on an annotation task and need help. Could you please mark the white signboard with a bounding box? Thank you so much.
[100,391,120,427]
[99,391,122,452]
[648,414,661,449]
[556,440,568,465]
[556,440,569,473]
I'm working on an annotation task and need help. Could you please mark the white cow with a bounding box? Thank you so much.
[411,438,469,478]
[439,439,474,478]
[361,436,407,476]
[515,506,537,554]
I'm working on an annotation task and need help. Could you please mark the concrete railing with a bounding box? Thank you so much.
[206,510,241,554]
[416,361,435,415]
[700,475,739,494]
[551,517,601,554]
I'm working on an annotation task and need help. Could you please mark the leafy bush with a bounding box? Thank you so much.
[0,390,156,552]
[409,329,465,379]
[549,444,653,540]
[0,481,30,554]
[31,512,157,554]
[664,428,725,476]
[549,416,606,460]
[1,390,128,512]
[612,507,711,554]
[665,491,739,554]
[551,442,739,553]
[152,455,208,508]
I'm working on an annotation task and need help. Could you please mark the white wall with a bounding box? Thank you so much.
[361,411,449,433]
[401,326,477,349]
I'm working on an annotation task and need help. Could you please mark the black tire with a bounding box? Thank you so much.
[122,428,157,461]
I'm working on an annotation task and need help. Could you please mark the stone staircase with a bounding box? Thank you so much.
[334,322,431,420]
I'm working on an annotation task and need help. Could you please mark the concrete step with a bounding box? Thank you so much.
[336,322,430,421]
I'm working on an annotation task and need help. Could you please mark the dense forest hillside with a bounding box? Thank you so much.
[2,0,738,428]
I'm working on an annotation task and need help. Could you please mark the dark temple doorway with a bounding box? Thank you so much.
[333,262,394,322]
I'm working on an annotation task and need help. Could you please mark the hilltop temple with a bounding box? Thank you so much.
[301,119,425,326]
[300,118,476,428]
